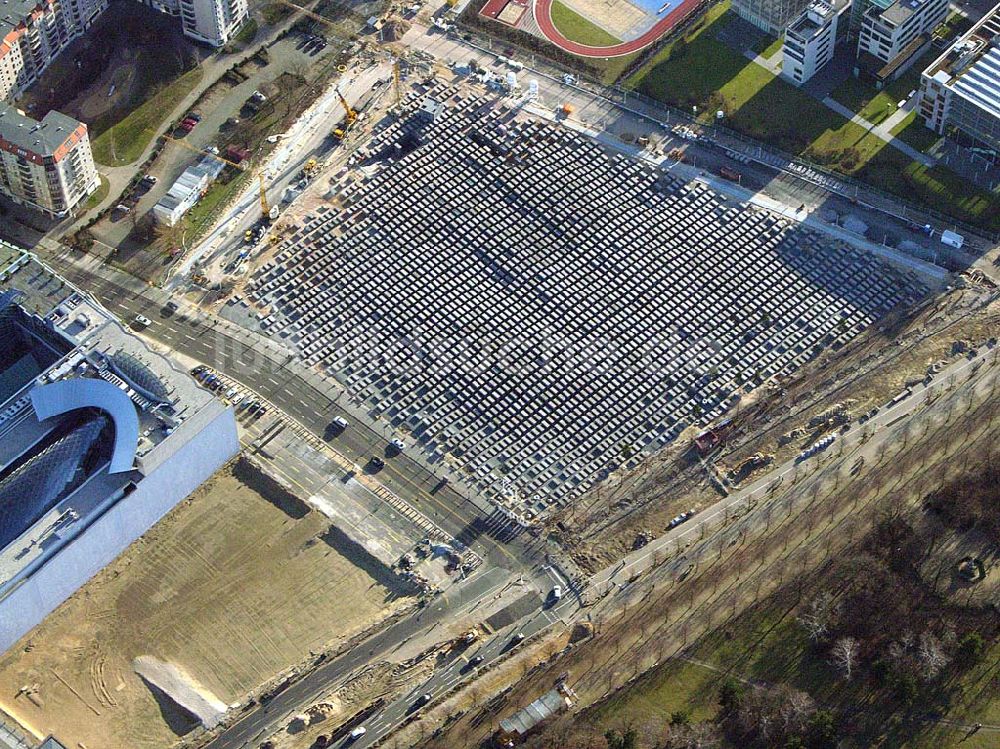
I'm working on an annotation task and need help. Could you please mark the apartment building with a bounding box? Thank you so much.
[857,0,947,63]
[732,0,813,34]
[0,103,99,215]
[0,0,109,100]
[782,0,851,85]
[176,0,248,47]
[919,1,1000,154]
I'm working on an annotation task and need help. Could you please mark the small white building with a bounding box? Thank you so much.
[153,155,226,226]
[782,0,850,86]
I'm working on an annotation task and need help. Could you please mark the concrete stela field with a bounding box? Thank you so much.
[247,88,924,517]
[0,459,408,749]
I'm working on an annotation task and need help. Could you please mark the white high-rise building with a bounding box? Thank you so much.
[782,0,850,86]
[177,0,248,47]
[0,103,99,216]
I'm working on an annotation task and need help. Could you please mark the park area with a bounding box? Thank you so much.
[15,2,205,167]
[623,2,1000,232]
[0,459,411,749]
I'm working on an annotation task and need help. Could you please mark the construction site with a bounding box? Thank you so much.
[239,82,926,519]
[2,2,999,748]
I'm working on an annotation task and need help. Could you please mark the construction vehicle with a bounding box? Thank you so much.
[301,158,320,178]
[332,86,358,141]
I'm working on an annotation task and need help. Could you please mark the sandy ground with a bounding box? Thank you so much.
[559,0,649,38]
[0,459,410,749]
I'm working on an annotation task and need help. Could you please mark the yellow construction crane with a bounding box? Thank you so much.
[162,135,272,219]
[332,86,358,141]
[337,86,357,126]
[272,0,341,29]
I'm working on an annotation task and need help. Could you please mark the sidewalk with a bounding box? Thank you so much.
[739,47,936,168]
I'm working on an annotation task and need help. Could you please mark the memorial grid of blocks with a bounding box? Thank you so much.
[248,86,925,516]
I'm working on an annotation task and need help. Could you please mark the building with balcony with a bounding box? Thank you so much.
[919,1,1000,156]
[177,0,248,47]
[782,0,851,85]
[0,103,99,216]
[854,0,947,85]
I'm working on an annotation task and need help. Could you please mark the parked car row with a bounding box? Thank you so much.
[190,365,266,416]
[668,509,697,529]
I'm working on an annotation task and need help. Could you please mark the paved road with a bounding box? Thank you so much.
[203,566,514,749]
[40,246,541,571]
[585,330,1000,597]
[342,590,575,749]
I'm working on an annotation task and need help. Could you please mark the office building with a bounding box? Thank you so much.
[0,103,99,216]
[783,0,851,85]
[855,0,947,85]
[919,1,1000,155]
[0,244,239,655]
[733,0,813,34]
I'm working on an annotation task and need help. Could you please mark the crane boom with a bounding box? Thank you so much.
[259,173,269,216]
[337,87,357,125]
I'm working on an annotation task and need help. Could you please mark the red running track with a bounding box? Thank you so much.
[533,0,703,58]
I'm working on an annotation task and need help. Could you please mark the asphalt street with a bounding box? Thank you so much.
[202,565,514,749]
[40,248,542,571]
[342,593,574,749]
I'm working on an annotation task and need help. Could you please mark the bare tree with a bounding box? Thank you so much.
[797,591,840,643]
[918,632,949,681]
[831,636,860,681]
[664,722,723,749]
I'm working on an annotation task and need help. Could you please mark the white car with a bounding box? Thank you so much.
[134,314,152,327]
[550,585,563,601]
[333,416,349,429]
[391,438,405,450]
[349,726,367,740]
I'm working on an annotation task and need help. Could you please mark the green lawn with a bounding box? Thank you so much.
[550,0,621,47]
[831,49,937,126]
[91,67,204,166]
[81,174,110,212]
[183,170,251,238]
[625,5,1000,232]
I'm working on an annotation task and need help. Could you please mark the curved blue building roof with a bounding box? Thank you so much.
[30,379,140,474]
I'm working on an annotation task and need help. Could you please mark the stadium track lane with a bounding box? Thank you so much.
[531,0,703,57]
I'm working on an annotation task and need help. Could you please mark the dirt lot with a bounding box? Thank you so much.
[0,459,410,749]
[560,0,649,38]
[16,2,202,136]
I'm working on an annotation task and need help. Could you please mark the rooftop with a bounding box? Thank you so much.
[0,243,213,588]
[787,0,848,39]
[923,2,1000,117]
[0,103,84,159]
